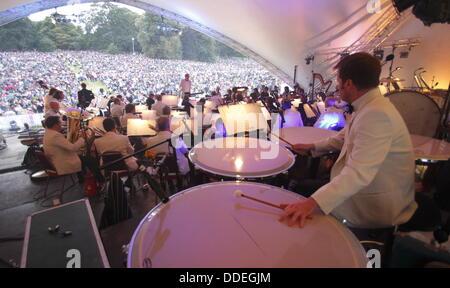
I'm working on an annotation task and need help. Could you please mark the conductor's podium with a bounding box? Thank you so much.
[21,199,109,268]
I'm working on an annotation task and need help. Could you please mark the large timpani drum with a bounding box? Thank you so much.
[280,108,303,128]
[410,134,450,161]
[188,137,295,178]
[127,182,368,268]
[273,127,338,146]
[385,90,442,137]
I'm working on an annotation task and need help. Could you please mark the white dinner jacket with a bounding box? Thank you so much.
[43,129,84,175]
[311,88,417,229]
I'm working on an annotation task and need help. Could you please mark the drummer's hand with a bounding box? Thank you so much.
[292,143,314,156]
[279,197,318,228]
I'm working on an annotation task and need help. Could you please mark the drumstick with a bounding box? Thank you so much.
[234,190,283,210]
[269,131,295,147]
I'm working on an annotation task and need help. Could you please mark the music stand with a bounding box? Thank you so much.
[162,95,179,107]
[126,119,157,136]
[218,103,269,136]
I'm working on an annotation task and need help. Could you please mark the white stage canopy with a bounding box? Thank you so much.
[1,0,449,89]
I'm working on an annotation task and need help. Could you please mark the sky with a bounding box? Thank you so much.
[28,2,144,22]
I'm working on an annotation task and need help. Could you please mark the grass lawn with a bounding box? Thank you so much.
[67,65,109,96]
[84,80,109,96]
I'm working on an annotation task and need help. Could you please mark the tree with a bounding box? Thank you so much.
[52,22,83,50]
[37,36,57,52]
[181,28,217,62]
[33,16,82,50]
[104,43,120,54]
[215,41,244,58]
[0,18,38,50]
[84,3,141,53]
[136,13,182,59]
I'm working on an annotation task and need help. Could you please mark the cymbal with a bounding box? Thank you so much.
[380,77,405,83]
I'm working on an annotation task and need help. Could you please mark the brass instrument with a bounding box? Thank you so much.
[63,108,96,156]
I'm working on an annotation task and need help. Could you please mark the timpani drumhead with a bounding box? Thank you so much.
[385,90,441,137]
[275,127,338,146]
[188,137,295,178]
[127,182,367,268]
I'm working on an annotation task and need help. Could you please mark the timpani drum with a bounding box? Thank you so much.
[273,127,338,146]
[188,137,295,178]
[385,90,442,137]
[410,134,450,161]
[127,181,368,268]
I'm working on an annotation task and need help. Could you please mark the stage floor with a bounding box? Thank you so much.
[0,133,29,172]
[0,170,158,268]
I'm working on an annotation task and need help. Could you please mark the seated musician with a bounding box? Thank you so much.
[94,118,138,171]
[296,93,317,126]
[43,116,85,177]
[281,93,293,110]
[249,88,260,103]
[160,105,172,120]
[260,86,270,101]
[182,94,194,117]
[120,103,140,130]
[143,117,190,175]
[281,53,417,248]
[110,98,124,128]
[209,91,223,112]
[143,117,172,155]
[152,94,169,116]
[110,98,124,118]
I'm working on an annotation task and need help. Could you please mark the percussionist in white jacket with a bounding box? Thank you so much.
[281,53,417,232]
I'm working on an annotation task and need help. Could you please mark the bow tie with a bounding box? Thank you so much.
[346,104,354,114]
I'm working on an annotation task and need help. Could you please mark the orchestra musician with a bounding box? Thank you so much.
[44,89,64,119]
[179,73,192,100]
[77,83,95,109]
[152,94,169,117]
[143,117,172,155]
[43,116,85,180]
[94,118,138,171]
[120,103,140,131]
[281,53,416,242]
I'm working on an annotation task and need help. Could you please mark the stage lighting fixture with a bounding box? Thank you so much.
[304,55,314,65]
[373,49,384,60]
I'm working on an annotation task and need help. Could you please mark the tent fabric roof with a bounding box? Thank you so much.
[1,0,449,89]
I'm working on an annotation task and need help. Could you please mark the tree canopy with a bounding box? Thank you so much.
[0,3,243,61]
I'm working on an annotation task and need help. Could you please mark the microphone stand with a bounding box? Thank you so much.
[99,137,174,171]
[99,136,177,203]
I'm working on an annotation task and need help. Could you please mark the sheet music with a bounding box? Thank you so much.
[126,119,157,136]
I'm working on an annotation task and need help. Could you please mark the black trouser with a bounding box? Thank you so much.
[79,155,105,183]
[349,226,396,268]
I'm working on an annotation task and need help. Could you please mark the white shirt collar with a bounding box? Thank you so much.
[351,87,381,113]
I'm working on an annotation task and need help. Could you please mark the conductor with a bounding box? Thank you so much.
[78,83,95,109]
